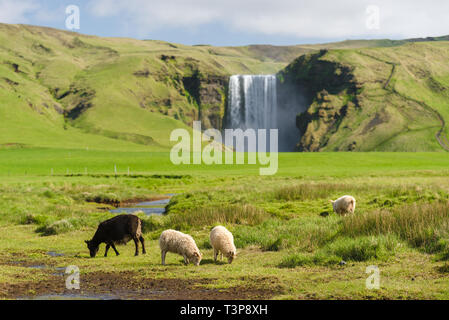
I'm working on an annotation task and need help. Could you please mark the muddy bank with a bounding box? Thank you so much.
[81,272,280,300]
[0,251,282,299]
[2,271,282,300]
[0,250,61,268]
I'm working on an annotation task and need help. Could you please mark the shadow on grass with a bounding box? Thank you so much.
[436,264,449,273]
[200,258,228,265]
[320,211,331,217]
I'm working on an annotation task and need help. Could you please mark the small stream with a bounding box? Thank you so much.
[109,196,173,215]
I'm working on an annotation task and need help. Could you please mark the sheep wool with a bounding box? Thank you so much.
[159,229,202,266]
[330,195,356,215]
[210,226,237,264]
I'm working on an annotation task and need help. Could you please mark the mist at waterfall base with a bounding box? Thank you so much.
[224,75,306,152]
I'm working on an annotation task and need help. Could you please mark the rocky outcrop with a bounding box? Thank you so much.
[278,50,359,151]
[58,85,96,120]
[183,71,228,130]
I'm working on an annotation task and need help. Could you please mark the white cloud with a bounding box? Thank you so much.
[87,0,449,39]
[1,0,448,40]
[0,0,39,23]
[0,0,63,25]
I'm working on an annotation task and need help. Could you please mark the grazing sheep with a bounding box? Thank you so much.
[159,229,202,266]
[85,214,146,258]
[330,195,356,215]
[210,226,237,264]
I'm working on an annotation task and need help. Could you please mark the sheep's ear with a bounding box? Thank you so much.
[194,252,200,257]
[329,200,334,203]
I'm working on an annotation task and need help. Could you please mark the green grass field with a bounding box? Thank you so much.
[1,148,449,299]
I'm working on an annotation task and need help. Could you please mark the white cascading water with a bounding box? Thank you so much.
[226,74,304,151]
[228,75,278,131]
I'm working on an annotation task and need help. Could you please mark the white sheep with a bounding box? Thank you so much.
[159,229,202,266]
[210,226,237,264]
[330,195,356,215]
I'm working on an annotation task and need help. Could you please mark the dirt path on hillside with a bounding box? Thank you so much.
[358,51,449,152]
[392,88,449,152]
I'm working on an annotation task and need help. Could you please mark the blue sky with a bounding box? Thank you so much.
[1,0,448,46]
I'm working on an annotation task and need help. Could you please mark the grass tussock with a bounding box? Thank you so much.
[274,183,444,202]
[274,183,360,201]
[83,192,121,206]
[168,204,269,230]
[279,235,400,267]
[37,219,75,236]
[340,202,449,254]
[279,252,341,268]
[20,210,111,236]
[141,204,269,233]
[234,217,339,251]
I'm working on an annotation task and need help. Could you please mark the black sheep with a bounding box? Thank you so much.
[85,214,146,258]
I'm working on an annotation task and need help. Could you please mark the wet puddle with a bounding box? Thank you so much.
[110,207,166,215]
[52,267,66,276]
[47,251,64,257]
[28,265,47,269]
[27,265,65,275]
[135,198,170,206]
[20,251,66,273]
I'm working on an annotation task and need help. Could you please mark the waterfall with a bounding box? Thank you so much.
[225,74,304,152]
[227,75,278,131]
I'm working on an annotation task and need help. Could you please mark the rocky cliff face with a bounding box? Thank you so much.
[278,50,360,151]
[183,72,228,130]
